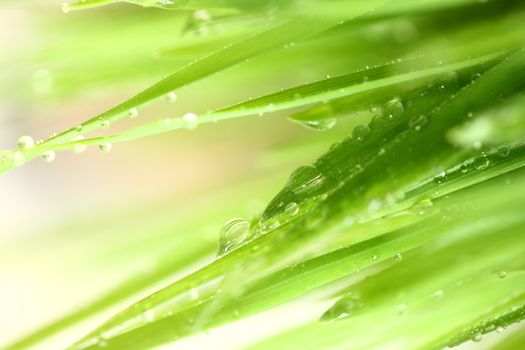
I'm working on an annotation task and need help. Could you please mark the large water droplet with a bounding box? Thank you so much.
[218,218,250,256]
[17,135,34,150]
[497,146,510,158]
[352,125,371,142]
[382,98,404,121]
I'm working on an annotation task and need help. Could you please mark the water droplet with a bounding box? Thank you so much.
[472,333,482,342]
[100,120,110,128]
[75,125,83,132]
[409,198,434,216]
[165,92,177,103]
[128,108,139,118]
[288,165,326,193]
[42,151,56,163]
[409,115,428,132]
[17,135,34,150]
[182,113,199,130]
[325,74,331,79]
[474,154,490,170]
[382,98,404,121]
[496,326,504,333]
[264,217,280,230]
[61,2,70,13]
[302,119,337,131]
[321,294,362,322]
[497,271,507,279]
[391,303,407,316]
[218,218,250,256]
[193,9,211,22]
[497,146,510,158]
[394,253,403,262]
[72,135,87,154]
[352,125,371,142]
[99,143,112,153]
[284,202,299,216]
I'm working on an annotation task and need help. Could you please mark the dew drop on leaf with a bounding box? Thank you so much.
[128,108,139,119]
[497,271,507,279]
[474,154,490,170]
[472,333,482,342]
[17,135,34,150]
[303,119,337,131]
[409,115,428,132]
[288,165,326,194]
[217,218,250,256]
[72,135,87,154]
[320,294,362,322]
[497,146,510,158]
[352,125,371,142]
[100,120,110,128]
[182,113,199,130]
[99,143,112,153]
[165,92,177,103]
[382,98,404,121]
[409,198,434,216]
[42,151,56,163]
[284,202,299,216]
[394,253,403,262]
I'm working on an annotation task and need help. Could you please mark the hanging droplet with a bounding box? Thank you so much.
[497,271,507,279]
[409,198,434,216]
[409,115,428,132]
[284,202,299,216]
[217,218,250,256]
[128,108,139,119]
[72,135,87,154]
[17,135,35,150]
[99,143,112,153]
[382,98,404,121]
[165,92,177,103]
[352,125,371,142]
[100,120,110,128]
[303,119,337,131]
[474,154,490,170]
[182,113,199,130]
[320,294,362,322]
[42,151,56,163]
